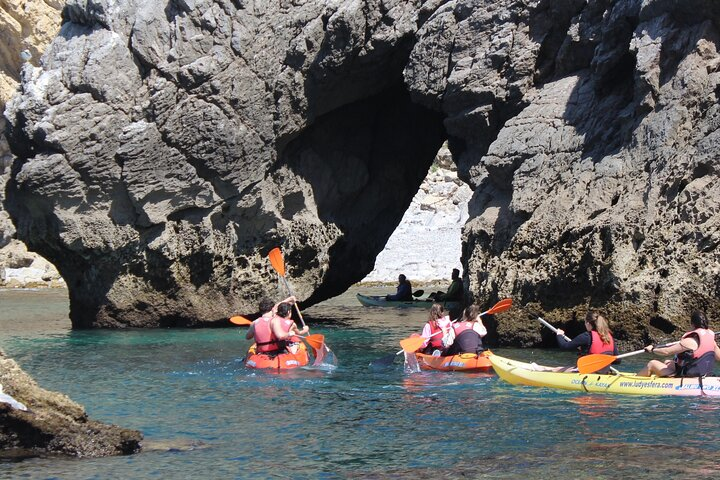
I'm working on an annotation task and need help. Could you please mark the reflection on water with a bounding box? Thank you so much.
[0,286,719,478]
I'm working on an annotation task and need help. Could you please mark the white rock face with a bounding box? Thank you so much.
[363,163,471,283]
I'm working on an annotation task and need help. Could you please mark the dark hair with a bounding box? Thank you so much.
[259,298,274,313]
[462,305,482,322]
[276,302,292,318]
[690,310,708,329]
[452,268,460,279]
[399,274,406,282]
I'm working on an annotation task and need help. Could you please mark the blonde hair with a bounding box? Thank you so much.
[429,304,445,325]
[586,310,612,344]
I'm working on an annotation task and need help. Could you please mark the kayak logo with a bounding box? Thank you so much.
[246,360,257,367]
[285,360,300,367]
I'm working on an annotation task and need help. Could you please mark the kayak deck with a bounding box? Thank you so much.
[489,354,720,396]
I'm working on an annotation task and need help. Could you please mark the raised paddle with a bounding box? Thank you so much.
[577,332,720,374]
[536,316,571,341]
[413,290,425,298]
[369,298,513,369]
[229,315,253,325]
[268,247,306,328]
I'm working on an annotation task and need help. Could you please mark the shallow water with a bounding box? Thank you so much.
[1,287,719,479]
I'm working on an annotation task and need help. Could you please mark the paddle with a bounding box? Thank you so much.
[229,315,253,325]
[413,290,425,297]
[577,332,720,374]
[369,298,513,369]
[536,316,571,341]
[268,247,306,328]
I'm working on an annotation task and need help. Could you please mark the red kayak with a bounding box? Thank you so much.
[245,342,310,370]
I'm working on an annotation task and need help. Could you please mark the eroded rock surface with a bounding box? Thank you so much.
[5,0,720,345]
[0,350,142,457]
[0,0,64,288]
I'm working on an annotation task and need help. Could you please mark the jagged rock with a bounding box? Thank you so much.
[0,350,141,457]
[4,0,720,347]
[0,0,64,288]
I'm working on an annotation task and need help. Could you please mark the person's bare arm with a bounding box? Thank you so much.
[651,336,698,356]
[245,324,255,340]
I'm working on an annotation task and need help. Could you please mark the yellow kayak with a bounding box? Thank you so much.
[490,354,720,396]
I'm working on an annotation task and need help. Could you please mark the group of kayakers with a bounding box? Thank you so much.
[245,296,308,355]
[418,303,487,357]
[241,290,720,380]
[414,303,720,378]
[552,309,720,378]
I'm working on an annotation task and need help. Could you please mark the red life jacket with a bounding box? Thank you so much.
[427,321,444,348]
[588,331,614,355]
[253,317,279,353]
[453,321,473,335]
[676,328,716,376]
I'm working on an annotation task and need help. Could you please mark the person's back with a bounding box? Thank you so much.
[387,274,413,301]
[444,305,485,356]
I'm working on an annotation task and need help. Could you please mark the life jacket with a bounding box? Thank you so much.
[427,321,444,349]
[675,328,717,377]
[588,331,614,355]
[254,317,279,353]
[450,321,482,354]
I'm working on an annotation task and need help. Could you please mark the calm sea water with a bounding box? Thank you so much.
[1,287,719,479]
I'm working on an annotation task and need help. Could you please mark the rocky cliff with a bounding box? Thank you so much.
[0,0,64,288]
[5,0,720,344]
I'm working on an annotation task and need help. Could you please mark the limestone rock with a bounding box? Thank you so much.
[5,0,720,347]
[0,350,142,457]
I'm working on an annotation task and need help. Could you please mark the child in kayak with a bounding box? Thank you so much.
[420,304,454,355]
[639,310,720,377]
[443,305,487,356]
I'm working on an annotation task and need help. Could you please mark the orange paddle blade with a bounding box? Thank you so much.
[486,298,512,315]
[577,354,617,374]
[304,334,325,350]
[399,336,426,353]
[268,247,286,277]
[229,315,253,325]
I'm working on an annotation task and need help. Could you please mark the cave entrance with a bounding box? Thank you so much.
[361,141,471,286]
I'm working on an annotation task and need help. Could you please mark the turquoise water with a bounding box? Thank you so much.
[1,287,720,479]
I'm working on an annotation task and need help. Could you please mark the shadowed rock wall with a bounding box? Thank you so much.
[5,0,720,345]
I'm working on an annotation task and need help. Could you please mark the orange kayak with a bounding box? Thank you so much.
[245,342,310,370]
[415,350,493,372]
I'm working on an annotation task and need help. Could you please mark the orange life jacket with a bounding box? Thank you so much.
[588,331,614,355]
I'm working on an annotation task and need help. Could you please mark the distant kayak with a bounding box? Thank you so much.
[356,293,461,310]
[416,350,493,372]
[245,342,310,370]
[490,354,720,396]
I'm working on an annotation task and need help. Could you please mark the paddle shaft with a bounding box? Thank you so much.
[537,317,571,341]
[279,276,306,328]
[616,331,720,360]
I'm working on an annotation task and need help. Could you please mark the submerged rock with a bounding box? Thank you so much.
[0,350,142,457]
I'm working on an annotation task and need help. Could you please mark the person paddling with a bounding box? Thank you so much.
[443,305,487,356]
[386,274,413,301]
[420,304,454,355]
[638,310,720,377]
[556,310,619,372]
[245,295,295,344]
[270,302,309,354]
